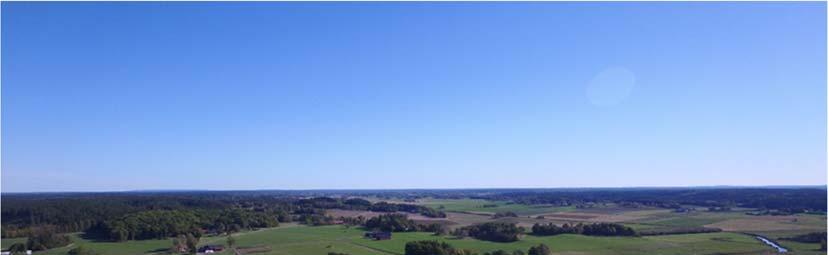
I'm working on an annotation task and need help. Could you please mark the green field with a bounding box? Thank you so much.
[3,224,781,255]
[192,225,777,255]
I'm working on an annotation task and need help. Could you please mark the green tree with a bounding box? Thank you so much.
[227,234,236,248]
[8,243,27,255]
[217,223,226,235]
[365,214,418,232]
[457,222,522,242]
[527,244,551,255]
[26,227,70,251]
[404,240,455,255]
[229,224,242,233]
[185,233,199,254]
[172,235,187,253]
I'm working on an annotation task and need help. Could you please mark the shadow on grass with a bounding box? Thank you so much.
[147,247,172,253]
[78,232,114,243]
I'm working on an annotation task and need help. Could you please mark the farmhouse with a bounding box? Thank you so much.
[364,231,392,240]
[674,208,695,213]
[0,251,31,255]
[197,244,225,253]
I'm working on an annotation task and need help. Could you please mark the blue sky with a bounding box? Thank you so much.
[2,2,825,192]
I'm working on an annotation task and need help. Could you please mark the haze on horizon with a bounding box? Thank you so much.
[2,2,825,193]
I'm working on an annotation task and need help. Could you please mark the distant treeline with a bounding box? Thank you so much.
[780,232,827,244]
[185,187,825,213]
[636,226,721,236]
[486,188,827,212]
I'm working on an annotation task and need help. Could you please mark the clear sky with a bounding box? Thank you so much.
[2,2,825,192]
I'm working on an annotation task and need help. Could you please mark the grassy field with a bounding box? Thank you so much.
[3,224,780,255]
[208,225,776,255]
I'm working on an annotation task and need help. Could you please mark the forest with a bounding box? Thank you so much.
[1,194,440,240]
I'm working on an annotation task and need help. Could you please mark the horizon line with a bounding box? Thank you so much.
[3,184,827,194]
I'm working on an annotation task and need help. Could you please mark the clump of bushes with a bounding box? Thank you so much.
[26,227,71,251]
[365,213,418,232]
[68,246,100,255]
[492,212,518,219]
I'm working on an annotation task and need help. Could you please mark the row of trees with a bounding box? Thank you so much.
[492,212,518,219]
[637,226,720,236]
[452,223,524,242]
[488,188,827,212]
[780,231,827,251]
[404,240,551,255]
[531,223,637,237]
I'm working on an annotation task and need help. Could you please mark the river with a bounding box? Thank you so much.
[755,236,788,253]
